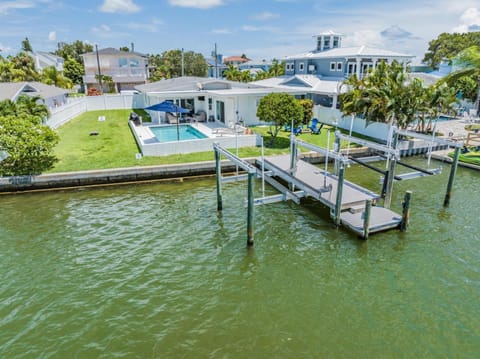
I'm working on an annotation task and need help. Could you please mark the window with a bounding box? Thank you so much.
[129,58,140,67]
[119,58,128,67]
[337,62,343,71]
[324,37,330,49]
[299,63,304,71]
[333,37,339,48]
[330,62,336,71]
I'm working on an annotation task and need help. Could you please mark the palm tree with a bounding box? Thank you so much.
[223,64,241,81]
[15,95,50,121]
[0,59,26,82]
[268,59,285,77]
[443,46,480,113]
[41,66,73,89]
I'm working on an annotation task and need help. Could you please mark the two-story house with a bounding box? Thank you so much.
[254,31,414,118]
[81,47,148,93]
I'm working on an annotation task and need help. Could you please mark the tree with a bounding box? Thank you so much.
[442,46,480,113]
[55,40,94,64]
[8,52,39,81]
[21,37,33,52]
[256,93,303,144]
[41,66,73,89]
[0,115,59,176]
[268,59,285,77]
[15,95,50,120]
[0,96,57,175]
[423,32,480,69]
[340,61,458,131]
[63,57,85,85]
[0,58,26,82]
[223,64,241,81]
[298,99,314,125]
[147,49,208,81]
[119,46,130,52]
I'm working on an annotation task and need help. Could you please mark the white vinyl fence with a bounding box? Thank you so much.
[47,94,138,128]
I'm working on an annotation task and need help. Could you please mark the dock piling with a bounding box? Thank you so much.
[333,162,345,227]
[247,171,255,246]
[444,146,460,207]
[362,199,372,239]
[214,149,223,211]
[400,191,412,231]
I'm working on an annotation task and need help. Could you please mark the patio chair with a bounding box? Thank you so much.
[194,110,207,122]
[310,122,324,135]
[293,125,303,136]
[166,112,178,124]
[308,118,319,133]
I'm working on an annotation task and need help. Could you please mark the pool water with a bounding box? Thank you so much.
[149,125,207,142]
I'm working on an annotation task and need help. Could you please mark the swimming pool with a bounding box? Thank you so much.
[149,125,208,142]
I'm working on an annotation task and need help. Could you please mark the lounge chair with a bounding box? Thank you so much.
[293,125,303,136]
[310,122,324,135]
[166,112,178,124]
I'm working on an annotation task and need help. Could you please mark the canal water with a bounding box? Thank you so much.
[0,158,478,358]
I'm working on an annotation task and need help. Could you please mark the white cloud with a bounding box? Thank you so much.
[0,43,13,53]
[452,7,480,33]
[100,0,140,14]
[242,25,280,33]
[211,28,232,34]
[127,19,162,33]
[92,24,112,34]
[168,0,224,9]
[48,31,56,41]
[251,11,279,21]
[0,1,35,15]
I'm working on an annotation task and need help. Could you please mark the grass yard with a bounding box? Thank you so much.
[49,109,338,173]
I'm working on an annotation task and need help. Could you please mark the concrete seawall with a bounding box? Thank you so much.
[0,161,242,193]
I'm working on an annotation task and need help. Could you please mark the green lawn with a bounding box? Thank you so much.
[49,109,338,173]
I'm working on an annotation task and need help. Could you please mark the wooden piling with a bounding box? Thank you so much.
[214,149,223,211]
[334,162,345,226]
[362,199,372,239]
[247,171,255,246]
[384,132,399,209]
[400,191,412,231]
[444,146,460,207]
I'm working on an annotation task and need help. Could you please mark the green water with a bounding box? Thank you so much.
[0,158,479,358]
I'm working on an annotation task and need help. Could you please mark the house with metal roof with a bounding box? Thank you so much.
[27,51,64,72]
[0,82,71,109]
[134,76,307,126]
[252,31,415,123]
[81,47,148,94]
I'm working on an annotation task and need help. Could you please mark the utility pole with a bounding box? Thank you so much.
[214,43,218,78]
[95,44,103,93]
[181,48,184,77]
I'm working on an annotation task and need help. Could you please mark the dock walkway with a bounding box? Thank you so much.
[262,155,403,236]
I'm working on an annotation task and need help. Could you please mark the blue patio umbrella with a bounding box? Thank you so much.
[145,101,190,141]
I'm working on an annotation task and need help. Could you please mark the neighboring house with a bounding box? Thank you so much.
[0,82,71,110]
[253,31,415,122]
[81,47,148,93]
[27,51,64,72]
[224,55,251,66]
[207,55,227,78]
[135,76,307,127]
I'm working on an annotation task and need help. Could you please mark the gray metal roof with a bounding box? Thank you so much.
[82,47,147,57]
[135,76,263,93]
[0,82,71,102]
[284,45,414,60]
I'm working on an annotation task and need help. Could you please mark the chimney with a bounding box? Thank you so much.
[131,42,134,52]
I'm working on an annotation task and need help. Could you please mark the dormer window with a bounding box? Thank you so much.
[330,62,336,71]
[333,37,339,48]
[299,63,304,71]
[324,38,330,49]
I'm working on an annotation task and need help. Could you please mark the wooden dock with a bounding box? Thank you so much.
[261,155,403,237]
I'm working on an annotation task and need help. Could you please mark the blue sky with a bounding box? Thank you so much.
[1,0,479,64]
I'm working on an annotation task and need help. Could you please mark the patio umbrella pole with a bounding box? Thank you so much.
[176,109,180,141]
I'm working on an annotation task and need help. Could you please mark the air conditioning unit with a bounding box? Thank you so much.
[308,65,316,73]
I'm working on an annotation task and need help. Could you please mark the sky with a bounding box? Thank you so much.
[0,0,479,64]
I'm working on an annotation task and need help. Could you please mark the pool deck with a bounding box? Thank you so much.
[130,121,259,156]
